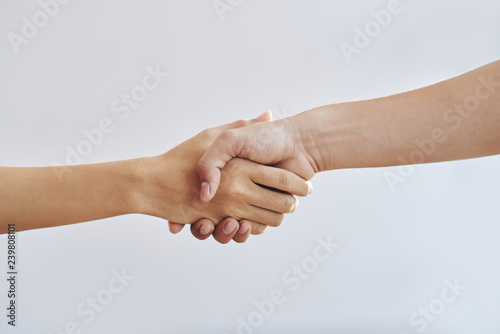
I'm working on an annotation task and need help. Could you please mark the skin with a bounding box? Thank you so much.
[187,59,500,241]
[0,114,311,235]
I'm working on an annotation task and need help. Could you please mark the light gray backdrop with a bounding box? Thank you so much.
[1,0,500,333]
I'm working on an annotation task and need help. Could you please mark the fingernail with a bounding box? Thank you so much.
[201,182,210,201]
[200,225,210,235]
[223,222,237,235]
[307,182,313,195]
[239,224,249,234]
[257,110,272,122]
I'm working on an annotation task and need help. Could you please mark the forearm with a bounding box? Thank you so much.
[294,59,500,171]
[0,159,144,233]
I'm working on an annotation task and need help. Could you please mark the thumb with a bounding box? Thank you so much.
[197,111,270,202]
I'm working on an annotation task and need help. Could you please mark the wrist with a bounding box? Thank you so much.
[133,153,201,223]
[290,106,342,172]
[129,156,167,217]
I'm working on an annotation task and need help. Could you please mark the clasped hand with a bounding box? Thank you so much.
[140,112,313,243]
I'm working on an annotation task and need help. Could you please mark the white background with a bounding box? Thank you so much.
[1,0,500,333]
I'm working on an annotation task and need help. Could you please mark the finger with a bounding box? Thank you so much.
[197,111,272,202]
[274,159,316,182]
[232,220,251,243]
[251,165,312,197]
[190,219,215,240]
[212,218,240,244]
[247,221,268,235]
[245,206,285,228]
[248,186,299,214]
[168,221,185,234]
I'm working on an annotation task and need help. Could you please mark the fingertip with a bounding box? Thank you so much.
[200,181,219,202]
[233,222,251,243]
[191,219,214,240]
[213,218,239,244]
[222,218,238,235]
[168,221,184,234]
[307,181,313,195]
[256,110,272,122]
[197,161,221,202]
[199,223,211,236]
[239,222,250,235]
[290,197,299,213]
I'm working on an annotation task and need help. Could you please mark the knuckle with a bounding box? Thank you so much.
[278,171,290,189]
[200,128,212,137]
[232,119,248,128]
[195,160,208,175]
[218,129,238,147]
[220,129,233,140]
[278,196,293,213]
[225,157,246,174]
[262,191,282,212]
[200,128,220,141]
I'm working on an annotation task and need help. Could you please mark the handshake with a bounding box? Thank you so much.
[0,109,321,237]
[140,111,317,244]
[2,59,498,237]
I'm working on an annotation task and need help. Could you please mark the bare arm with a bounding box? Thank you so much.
[0,115,310,234]
[303,59,500,172]
[0,161,141,234]
[197,59,500,201]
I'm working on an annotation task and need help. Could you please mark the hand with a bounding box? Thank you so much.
[196,111,318,202]
[137,113,311,232]
[166,114,274,242]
